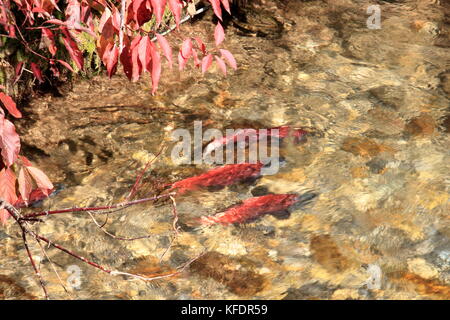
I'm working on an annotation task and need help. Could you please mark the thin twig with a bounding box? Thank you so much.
[151,6,210,41]
[127,145,166,201]
[159,195,181,262]
[35,238,69,294]
[87,210,162,241]
[22,193,175,219]
[21,229,49,299]
[169,195,180,236]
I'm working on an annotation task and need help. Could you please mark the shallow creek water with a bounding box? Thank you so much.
[1,0,450,299]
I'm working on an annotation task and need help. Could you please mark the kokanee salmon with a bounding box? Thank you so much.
[170,162,264,194]
[200,193,316,225]
[203,125,307,158]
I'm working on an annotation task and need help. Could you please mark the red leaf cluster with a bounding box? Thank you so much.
[2,0,237,92]
[0,92,53,223]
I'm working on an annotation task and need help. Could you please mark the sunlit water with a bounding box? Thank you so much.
[1,0,449,299]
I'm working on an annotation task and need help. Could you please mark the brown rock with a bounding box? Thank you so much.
[0,275,36,299]
[341,137,395,157]
[440,113,450,133]
[440,71,450,96]
[310,235,351,273]
[388,272,450,300]
[190,251,266,296]
[350,166,369,178]
[405,114,435,136]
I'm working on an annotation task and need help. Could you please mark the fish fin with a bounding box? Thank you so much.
[290,191,318,211]
[270,210,291,220]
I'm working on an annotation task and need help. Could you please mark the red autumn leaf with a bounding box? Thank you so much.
[61,28,84,70]
[138,36,152,73]
[221,0,231,14]
[13,62,24,84]
[134,0,152,27]
[215,56,227,75]
[209,0,222,20]
[42,28,57,55]
[214,22,225,46]
[18,167,33,205]
[219,49,237,70]
[201,54,213,74]
[168,0,182,28]
[194,37,206,54]
[111,6,121,32]
[0,168,18,223]
[132,0,145,23]
[178,51,187,71]
[150,42,161,94]
[32,7,48,13]
[150,0,166,27]
[20,155,33,167]
[104,43,119,78]
[192,48,200,68]
[31,62,44,83]
[120,45,133,80]
[156,34,173,69]
[25,166,54,195]
[98,7,111,33]
[181,38,193,59]
[15,188,55,208]
[56,59,75,72]
[0,92,22,118]
[0,115,21,167]
[65,0,81,29]
[130,35,143,81]
[45,18,65,25]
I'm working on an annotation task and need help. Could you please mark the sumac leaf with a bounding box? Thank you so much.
[150,0,166,27]
[221,0,231,14]
[219,49,237,70]
[18,167,33,205]
[178,51,187,71]
[0,115,20,167]
[194,37,206,54]
[61,28,84,70]
[31,62,44,83]
[209,0,222,20]
[215,56,227,75]
[181,38,193,59]
[156,34,173,69]
[56,59,75,72]
[0,92,21,118]
[214,22,225,46]
[0,168,18,223]
[42,28,57,56]
[150,42,161,94]
[105,44,119,78]
[13,62,24,84]
[201,54,213,74]
[25,166,54,195]
[168,0,182,28]
[138,36,152,73]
